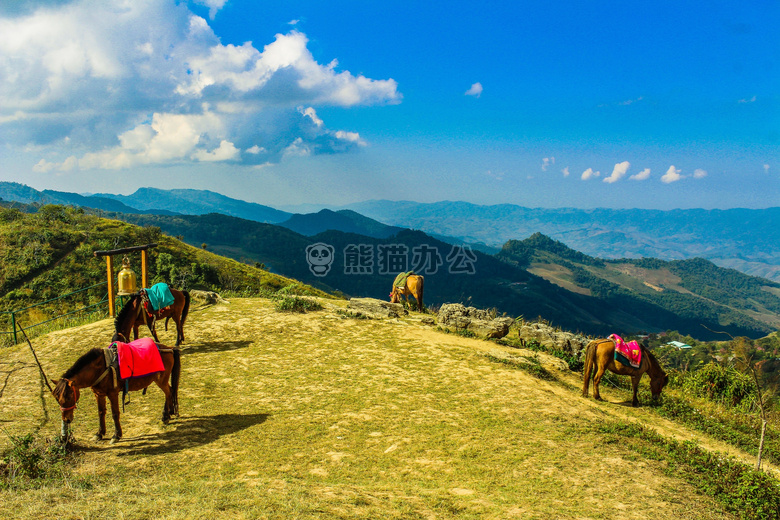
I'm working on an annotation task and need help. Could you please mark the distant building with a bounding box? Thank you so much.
[666,341,692,349]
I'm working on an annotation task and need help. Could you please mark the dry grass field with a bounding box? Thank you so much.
[0,297,761,519]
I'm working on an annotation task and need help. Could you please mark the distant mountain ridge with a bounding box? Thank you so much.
[2,182,778,282]
[93,187,291,223]
[341,199,780,282]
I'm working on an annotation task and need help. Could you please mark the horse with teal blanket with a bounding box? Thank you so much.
[390,271,424,311]
[581,338,668,407]
[51,338,180,443]
[114,283,190,346]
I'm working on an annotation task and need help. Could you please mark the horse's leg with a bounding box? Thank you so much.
[149,322,160,343]
[631,375,641,407]
[133,324,139,340]
[154,377,172,424]
[593,364,607,401]
[95,394,107,441]
[172,313,183,346]
[108,392,123,442]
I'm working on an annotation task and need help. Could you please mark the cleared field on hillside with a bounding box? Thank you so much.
[0,298,744,519]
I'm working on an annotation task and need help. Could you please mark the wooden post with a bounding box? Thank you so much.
[106,255,115,318]
[141,249,149,289]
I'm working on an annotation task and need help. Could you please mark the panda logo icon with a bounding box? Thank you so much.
[306,242,335,277]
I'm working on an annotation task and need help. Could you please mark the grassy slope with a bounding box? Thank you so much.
[1,298,763,519]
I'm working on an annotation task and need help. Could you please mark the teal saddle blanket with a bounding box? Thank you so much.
[144,283,175,311]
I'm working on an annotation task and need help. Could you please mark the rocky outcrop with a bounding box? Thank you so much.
[437,303,514,339]
[517,321,590,357]
[347,298,407,319]
[189,290,229,304]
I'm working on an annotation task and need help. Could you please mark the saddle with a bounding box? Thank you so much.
[609,334,642,368]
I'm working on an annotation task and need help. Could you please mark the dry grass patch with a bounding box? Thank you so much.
[0,298,746,518]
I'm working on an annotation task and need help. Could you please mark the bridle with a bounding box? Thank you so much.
[57,378,78,412]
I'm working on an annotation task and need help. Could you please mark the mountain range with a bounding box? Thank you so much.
[2,182,779,339]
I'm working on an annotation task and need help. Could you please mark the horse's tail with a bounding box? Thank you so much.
[164,290,191,332]
[171,348,181,416]
[181,290,191,326]
[582,340,598,397]
[417,276,424,311]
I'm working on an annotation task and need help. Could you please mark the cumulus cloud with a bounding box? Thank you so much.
[603,161,630,184]
[765,164,771,173]
[0,0,400,171]
[541,157,555,171]
[194,0,228,20]
[630,168,651,181]
[562,167,570,177]
[693,168,707,179]
[581,168,600,180]
[661,165,682,183]
[465,82,483,97]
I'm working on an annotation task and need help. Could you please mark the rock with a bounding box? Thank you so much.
[437,303,514,339]
[189,289,229,304]
[517,322,590,357]
[347,298,407,319]
[421,316,436,326]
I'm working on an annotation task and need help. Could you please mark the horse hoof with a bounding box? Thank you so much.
[93,434,103,441]
[110,438,118,445]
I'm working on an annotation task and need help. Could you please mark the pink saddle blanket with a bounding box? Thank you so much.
[115,337,164,379]
[609,334,642,368]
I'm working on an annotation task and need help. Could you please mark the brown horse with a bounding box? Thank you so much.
[390,273,424,311]
[581,338,668,407]
[114,287,190,346]
[51,344,180,442]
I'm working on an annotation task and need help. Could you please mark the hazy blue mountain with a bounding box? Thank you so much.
[279,209,405,238]
[92,187,291,223]
[342,200,780,282]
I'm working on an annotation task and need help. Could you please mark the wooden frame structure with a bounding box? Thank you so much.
[94,243,157,317]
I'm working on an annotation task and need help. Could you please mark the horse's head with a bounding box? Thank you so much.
[51,378,80,424]
[389,289,399,303]
[112,331,127,343]
[650,371,669,399]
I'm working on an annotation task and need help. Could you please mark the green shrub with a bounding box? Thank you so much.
[0,432,70,488]
[682,363,756,409]
[273,295,322,313]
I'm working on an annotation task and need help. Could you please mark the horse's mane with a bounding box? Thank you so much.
[114,293,139,332]
[63,348,104,379]
[641,346,665,372]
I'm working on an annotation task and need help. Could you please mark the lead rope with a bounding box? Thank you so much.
[16,318,54,394]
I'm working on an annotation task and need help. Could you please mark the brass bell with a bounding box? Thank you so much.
[117,256,137,295]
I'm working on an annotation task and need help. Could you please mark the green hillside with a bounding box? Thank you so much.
[499,232,780,334]
[95,210,777,340]
[0,204,324,344]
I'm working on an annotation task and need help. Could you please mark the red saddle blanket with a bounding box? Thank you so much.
[609,334,642,368]
[115,337,164,379]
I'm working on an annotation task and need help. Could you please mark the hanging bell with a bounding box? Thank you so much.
[117,256,137,295]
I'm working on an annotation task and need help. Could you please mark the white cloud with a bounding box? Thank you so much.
[192,140,239,162]
[194,0,228,20]
[603,161,630,184]
[581,168,600,180]
[738,95,757,103]
[541,157,555,171]
[0,1,400,170]
[661,165,682,183]
[562,167,570,177]
[693,168,707,179]
[764,164,770,173]
[465,82,483,98]
[630,168,651,181]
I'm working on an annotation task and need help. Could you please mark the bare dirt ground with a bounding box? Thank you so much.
[0,297,766,519]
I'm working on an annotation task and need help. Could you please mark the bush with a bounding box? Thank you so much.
[682,362,756,409]
[0,432,70,488]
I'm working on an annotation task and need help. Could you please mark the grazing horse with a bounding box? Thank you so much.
[390,273,424,311]
[51,343,180,442]
[581,338,668,407]
[115,287,190,346]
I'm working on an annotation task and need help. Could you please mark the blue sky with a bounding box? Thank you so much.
[0,0,777,210]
